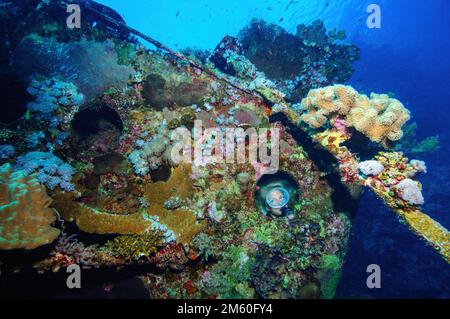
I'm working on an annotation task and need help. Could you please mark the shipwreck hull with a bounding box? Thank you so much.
[0,0,368,299]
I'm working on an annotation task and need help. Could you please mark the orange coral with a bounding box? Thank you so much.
[300,85,357,127]
[0,164,60,249]
[144,165,206,244]
[348,93,410,143]
[145,165,194,202]
[300,85,410,145]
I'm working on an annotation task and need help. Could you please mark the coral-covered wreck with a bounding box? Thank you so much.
[0,0,448,299]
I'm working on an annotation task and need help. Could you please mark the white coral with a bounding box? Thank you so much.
[409,159,427,174]
[128,130,170,176]
[359,160,384,176]
[394,178,424,205]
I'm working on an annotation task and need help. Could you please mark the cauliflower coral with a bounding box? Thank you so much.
[359,160,384,176]
[394,178,424,206]
[300,85,411,145]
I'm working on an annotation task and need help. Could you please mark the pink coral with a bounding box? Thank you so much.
[331,117,350,138]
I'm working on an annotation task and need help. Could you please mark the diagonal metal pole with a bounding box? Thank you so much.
[57,0,261,99]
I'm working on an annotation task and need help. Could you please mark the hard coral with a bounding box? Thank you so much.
[105,233,163,261]
[52,192,153,235]
[144,165,206,244]
[0,163,60,249]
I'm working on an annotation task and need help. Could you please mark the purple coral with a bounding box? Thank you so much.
[15,152,76,191]
[26,78,84,123]
[52,233,99,269]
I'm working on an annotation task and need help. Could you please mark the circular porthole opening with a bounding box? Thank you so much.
[72,107,123,136]
[255,171,299,218]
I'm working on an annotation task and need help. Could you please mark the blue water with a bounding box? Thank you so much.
[97,0,450,298]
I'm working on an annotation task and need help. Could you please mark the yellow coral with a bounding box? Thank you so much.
[396,208,450,263]
[300,110,328,128]
[362,152,449,262]
[314,129,349,155]
[145,165,194,202]
[0,164,60,249]
[300,85,410,145]
[300,85,358,128]
[105,233,163,261]
[308,131,450,262]
[52,192,152,235]
[367,180,450,262]
[144,165,206,244]
[348,94,410,143]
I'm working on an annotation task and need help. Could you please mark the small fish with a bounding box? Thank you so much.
[285,0,295,11]
[176,11,179,17]
[279,18,284,22]
[267,6,272,11]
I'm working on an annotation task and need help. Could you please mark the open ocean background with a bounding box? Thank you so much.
[97,0,450,298]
